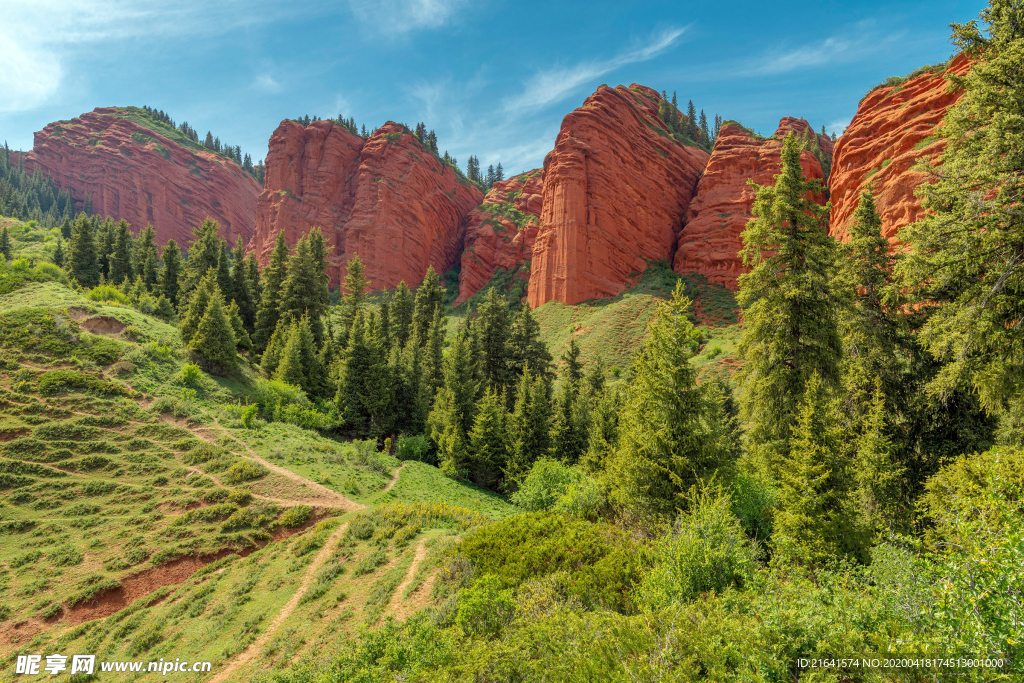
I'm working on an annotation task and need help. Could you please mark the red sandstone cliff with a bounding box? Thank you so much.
[16,107,260,246]
[251,120,484,290]
[674,117,830,289]
[455,170,543,304]
[829,55,971,242]
[526,85,710,308]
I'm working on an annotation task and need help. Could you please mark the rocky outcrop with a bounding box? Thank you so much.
[455,170,543,304]
[829,55,971,242]
[16,107,260,246]
[673,117,830,289]
[251,120,483,290]
[526,85,710,308]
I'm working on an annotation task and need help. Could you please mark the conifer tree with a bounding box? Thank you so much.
[260,320,289,377]
[179,218,222,301]
[686,100,698,140]
[737,133,839,468]
[253,232,289,353]
[275,321,307,388]
[476,287,512,392]
[699,110,710,150]
[550,378,588,465]
[897,1,1024,411]
[108,219,134,286]
[178,270,215,346]
[338,252,368,345]
[775,371,868,564]
[142,246,159,291]
[97,218,115,278]
[411,266,443,343]
[336,311,391,436]
[391,280,415,348]
[0,226,11,261]
[495,162,504,182]
[52,239,65,267]
[560,337,584,389]
[161,239,182,306]
[134,224,158,283]
[508,303,553,380]
[190,290,237,373]
[608,283,734,517]
[227,300,252,351]
[67,213,99,287]
[216,241,233,303]
[505,369,553,484]
[423,306,446,398]
[231,237,256,332]
[431,387,470,479]
[583,382,621,473]
[468,388,509,489]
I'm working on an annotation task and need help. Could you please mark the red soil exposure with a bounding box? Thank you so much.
[14,108,260,247]
[60,517,322,626]
[828,54,971,243]
[527,84,710,308]
[456,170,544,304]
[79,315,126,336]
[250,120,484,291]
[673,118,830,290]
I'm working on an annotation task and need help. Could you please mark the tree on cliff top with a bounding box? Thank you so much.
[898,0,1024,411]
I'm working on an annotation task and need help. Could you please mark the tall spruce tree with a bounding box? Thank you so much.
[505,367,553,485]
[468,388,509,490]
[392,280,415,348]
[190,289,237,373]
[253,232,289,353]
[0,226,11,261]
[52,239,65,267]
[775,371,869,564]
[134,224,158,285]
[737,133,839,468]
[508,305,553,380]
[608,283,735,517]
[67,213,99,287]
[476,287,512,392]
[179,218,222,302]
[108,219,134,286]
[897,0,1024,411]
[231,238,256,332]
[338,253,369,346]
[97,218,115,278]
[216,241,233,303]
[178,270,215,346]
[161,239,182,306]
[412,266,444,343]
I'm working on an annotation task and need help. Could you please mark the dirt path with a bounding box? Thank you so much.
[381,462,406,494]
[386,538,428,618]
[208,522,350,683]
[204,415,365,512]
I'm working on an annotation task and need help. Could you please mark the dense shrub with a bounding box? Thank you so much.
[280,505,313,528]
[458,512,641,613]
[635,491,759,611]
[38,370,129,397]
[396,434,432,463]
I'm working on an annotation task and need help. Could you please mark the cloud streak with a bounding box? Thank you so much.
[506,26,688,113]
[745,27,906,77]
[347,0,471,35]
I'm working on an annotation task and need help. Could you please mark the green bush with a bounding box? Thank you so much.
[86,285,129,304]
[225,459,268,484]
[37,370,129,397]
[635,490,758,611]
[511,458,582,511]
[459,512,641,612]
[49,544,85,567]
[280,505,313,528]
[353,546,388,576]
[396,434,432,462]
[456,575,515,638]
[177,362,203,386]
[81,334,124,365]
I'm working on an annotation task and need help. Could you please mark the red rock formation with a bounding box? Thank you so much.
[673,117,830,289]
[829,55,971,242]
[16,107,260,246]
[251,120,484,290]
[455,169,543,304]
[527,85,710,308]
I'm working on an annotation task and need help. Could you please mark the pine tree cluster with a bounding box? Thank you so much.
[656,91,719,153]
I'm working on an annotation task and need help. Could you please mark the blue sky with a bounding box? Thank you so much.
[0,0,980,176]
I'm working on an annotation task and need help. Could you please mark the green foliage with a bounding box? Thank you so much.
[395,434,431,462]
[37,370,129,397]
[635,490,758,611]
[280,505,313,528]
[456,575,516,637]
[510,457,582,511]
[738,133,840,467]
[608,282,735,517]
[458,511,641,612]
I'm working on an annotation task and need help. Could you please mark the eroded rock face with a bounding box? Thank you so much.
[16,107,260,246]
[829,55,971,242]
[455,170,543,304]
[250,120,484,290]
[673,117,830,289]
[526,85,710,308]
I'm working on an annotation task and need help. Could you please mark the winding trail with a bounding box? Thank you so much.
[206,415,365,512]
[208,521,350,683]
[387,538,428,618]
[381,462,406,494]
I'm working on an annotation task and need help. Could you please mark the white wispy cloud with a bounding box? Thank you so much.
[347,0,471,35]
[254,74,282,93]
[0,0,310,113]
[505,26,687,113]
[827,118,852,136]
[746,25,906,77]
